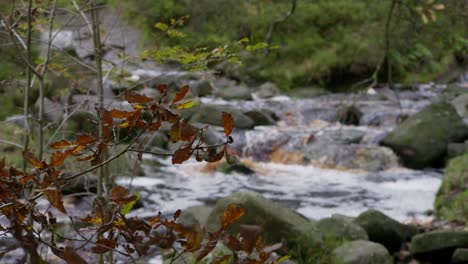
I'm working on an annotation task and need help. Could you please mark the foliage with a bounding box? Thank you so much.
[0,87,283,263]
[108,0,467,90]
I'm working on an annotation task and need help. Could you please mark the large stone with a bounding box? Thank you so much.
[216,85,252,100]
[353,209,419,252]
[434,152,468,221]
[317,215,368,241]
[452,248,468,264]
[205,192,322,255]
[410,230,468,263]
[331,240,393,264]
[244,109,277,126]
[452,93,468,125]
[189,104,255,129]
[380,101,468,168]
[334,105,363,126]
[256,82,280,98]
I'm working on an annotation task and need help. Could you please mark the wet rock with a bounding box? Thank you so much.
[334,105,363,126]
[434,152,468,221]
[446,141,468,159]
[216,85,252,100]
[452,93,468,125]
[189,104,255,129]
[244,109,277,126]
[452,248,468,264]
[317,216,368,241]
[177,205,212,228]
[381,101,468,169]
[331,240,392,264]
[410,230,468,263]
[191,80,215,97]
[217,157,255,175]
[347,146,399,172]
[206,192,322,255]
[256,82,280,98]
[288,87,328,98]
[353,209,419,252]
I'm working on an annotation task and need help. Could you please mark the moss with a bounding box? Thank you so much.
[434,152,468,221]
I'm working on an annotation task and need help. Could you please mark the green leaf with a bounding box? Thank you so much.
[121,192,140,216]
[176,100,195,109]
[154,22,169,32]
[273,256,291,264]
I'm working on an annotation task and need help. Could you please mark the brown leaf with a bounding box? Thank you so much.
[101,110,113,139]
[64,246,88,264]
[169,121,181,143]
[110,109,136,119]
[23,151,45,169]
[158,84,168,95]
[221,204,245,229]
[43,188,67,214]
[172,146,192,164]
[223,234,242,251]
[50,151,68,167]
[125,91,153,104]
[180,122,200,141]
[50,140,76,149]
[76,134,97,145]
[91,238,117,254]
[172,85,190,104]
[221,112,234,137]
[110,186,137,205]
[173,209,181,220]
[204,147,225,163]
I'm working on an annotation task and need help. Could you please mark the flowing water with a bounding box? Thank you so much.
[43,9,447,222]
[118,86,445,222]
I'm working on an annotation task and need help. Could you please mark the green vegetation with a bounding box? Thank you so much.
[108,0,467,90]
[435,152,468,221]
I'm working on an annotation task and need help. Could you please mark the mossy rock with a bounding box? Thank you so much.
[317,216,368,242]
[410,230,468,263]
[189,104,255,129]
[331,240,392,264]
[205,191,322,256]
[381,101,468,168]
[334,105,363,126]
[353,209,419,252]
[434,152,468,221]
[452,248,468,264]
[217,157,255,175]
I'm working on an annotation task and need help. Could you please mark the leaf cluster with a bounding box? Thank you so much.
[0,86,285,263]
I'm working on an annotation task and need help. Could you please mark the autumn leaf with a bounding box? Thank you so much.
[43,188,67,214]
[50,140,76,149]
[125,91,153,103]
[221,112,234,137]
[172,146,192,164]
[91,238,117,254]
[221,204,245,229]
[172,85,190,104]
[64,246,88,264]
[23,151,45,169]
[76,134,97,145]
[180,121,199,141]
[50,151,68,167]
[204,147,225,163]
[169,121,181,142]
[110,109,136,119]
[110,186,137,205]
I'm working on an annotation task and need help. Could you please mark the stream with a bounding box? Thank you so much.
[117,87,444,222]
